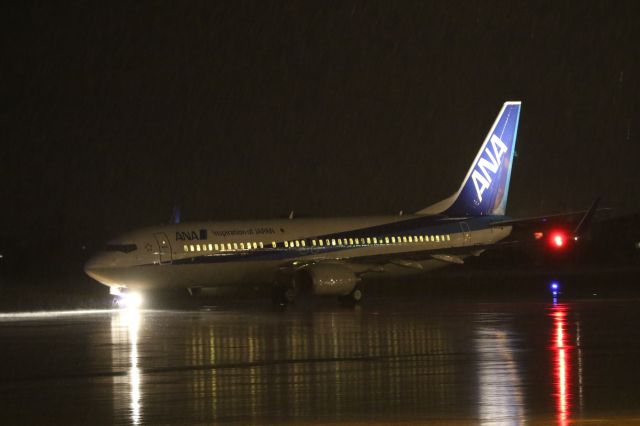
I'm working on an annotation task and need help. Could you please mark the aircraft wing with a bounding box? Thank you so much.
[280,244,489,275]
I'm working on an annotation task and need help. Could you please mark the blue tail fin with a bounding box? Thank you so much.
[418,101,521,216]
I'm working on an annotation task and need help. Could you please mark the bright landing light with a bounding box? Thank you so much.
[118,292,143,309]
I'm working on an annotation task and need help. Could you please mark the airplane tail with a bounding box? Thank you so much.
[417,101,521,217]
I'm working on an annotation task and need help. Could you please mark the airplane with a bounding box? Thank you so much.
[83,101,595,307]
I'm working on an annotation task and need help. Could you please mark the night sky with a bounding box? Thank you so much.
[3,1,639,254]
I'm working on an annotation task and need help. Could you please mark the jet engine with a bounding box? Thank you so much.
[296,263,359,296]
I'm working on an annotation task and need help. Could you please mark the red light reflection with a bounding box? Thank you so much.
[552,304,571,426]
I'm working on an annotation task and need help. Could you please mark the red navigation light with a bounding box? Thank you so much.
[548,230,568,249]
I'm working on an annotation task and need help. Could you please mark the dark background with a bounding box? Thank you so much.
[1,1,639,280]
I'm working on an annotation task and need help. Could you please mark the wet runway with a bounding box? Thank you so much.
[2,294,640,425]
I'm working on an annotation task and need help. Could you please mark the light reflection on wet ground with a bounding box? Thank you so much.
[1,298,640,424]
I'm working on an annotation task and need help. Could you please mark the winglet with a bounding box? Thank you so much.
[573,197,600,238]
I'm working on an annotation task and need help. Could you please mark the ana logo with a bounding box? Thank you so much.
[471,134,508,202]
[176,229,208,241]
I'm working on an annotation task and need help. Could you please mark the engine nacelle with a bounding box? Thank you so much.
[297,263,358,296]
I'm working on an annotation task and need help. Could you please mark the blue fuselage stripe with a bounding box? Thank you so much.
[171,216,507,265]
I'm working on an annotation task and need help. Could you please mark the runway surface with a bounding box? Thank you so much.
[1,294,640,425]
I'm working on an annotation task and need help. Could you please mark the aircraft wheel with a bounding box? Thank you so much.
[272,286,296,307]
[339,286,363,307]
[350,287,363,303]
[284,288,297,303]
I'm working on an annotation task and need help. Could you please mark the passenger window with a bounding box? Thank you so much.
[259,242,263,249]
[214,244,218,251]
[355,238,359,244]
[233,243,238,250]
[183,245,188,252]
[312,240,316,246]
[295,240,300,248]
[337,239,342,245]
[402,236,407,243]
[196,244,201,251]
[190,245,195,252]
[435,235,440,242]
[385,237,390,244]
[408,236,413,242]
[331,239,336,246]
[271,242,276,248]
[419,236,424,242]
[391,236,396,243]
[373,237,378,244]
[447,235,451,241]
[366,237,371,244]
[240,243,245,250]
[301,240,306,247]
[284,241,289,248]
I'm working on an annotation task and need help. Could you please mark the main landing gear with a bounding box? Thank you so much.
[338,285,363,307]
[272,286,297,308]
[271,285,364,308]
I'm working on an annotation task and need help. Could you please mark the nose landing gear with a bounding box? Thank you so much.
[110,287,143,309]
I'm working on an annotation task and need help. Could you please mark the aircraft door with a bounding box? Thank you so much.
[460,222,471,246]
[154,232,173,264]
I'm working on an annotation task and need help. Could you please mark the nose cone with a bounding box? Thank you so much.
[83,254,104,281]
[84,253,120,286]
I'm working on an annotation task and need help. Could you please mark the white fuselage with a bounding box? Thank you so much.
[84,214,512,293]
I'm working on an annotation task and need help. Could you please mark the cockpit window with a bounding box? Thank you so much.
[103,244,138,253]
